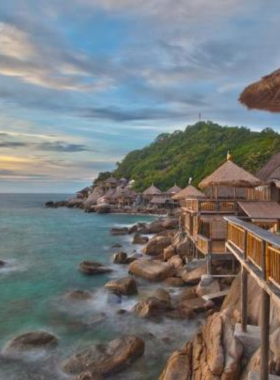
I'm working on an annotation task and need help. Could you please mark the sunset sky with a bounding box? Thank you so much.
[0,0,280,193]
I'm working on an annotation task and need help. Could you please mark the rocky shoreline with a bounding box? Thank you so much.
[2,216,280,379]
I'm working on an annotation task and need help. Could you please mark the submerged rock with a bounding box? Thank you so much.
[66,290,92,301]
[0,259,6,267]
[129,259,175,282]
[62,335,145,376]
[110,227,129,235]
[105,277,138,296]
[79,261,112,275]
[4,331,58,354]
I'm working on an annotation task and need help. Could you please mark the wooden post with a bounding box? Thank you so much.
[241,267,248,332]
[260,289,270,380]
[261,241,267,280]
[243,230,248,260]
[207,240,213,275]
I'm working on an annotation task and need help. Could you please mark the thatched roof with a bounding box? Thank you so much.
[172,185,206,201]
[143,184,162,196]
[150,195,170,204]
[239,68,280,112]
[167,184,182,194]
[239,201,280,222]
[256,152,280,182]
[199,160,263,189]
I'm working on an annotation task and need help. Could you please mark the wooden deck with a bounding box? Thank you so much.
[225,216,280,380]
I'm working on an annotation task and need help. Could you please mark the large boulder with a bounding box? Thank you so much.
[191,309,243,379]
[133,288,172,318]
[161,218,179,230]
[159,342,192,380]
[79,261,112,275]
[105,277,138,296]
[4,331,58,354]
[168,255,184,269]
[182,264,207,285]
[163,245,176,261]
[138,221,164,234]
[132,234,149,245]
[129,259,175,282]
[142,236,172,256]
[62,335,145,376]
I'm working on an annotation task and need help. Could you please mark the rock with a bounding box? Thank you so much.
[66,290,92,301]
[138,221,164,234]
[182,264,207,285]
[45,201,56,208]
[107,293,122,305]
[79,261,112,275]
[196,275,220,297]
[191,309,243,379]
[68,197,84,208]
[161,218,179,230]
[167,307,195,320]
[132,234,149,245]
[165,277,185,287]
[163,245,176,261]
[105,277,138,296]
[74,372,104,380]
[133,297,173,318]
[0,259,6,267]
[153,288,172,306]
[177,297,213,314]
[110,227,129,235]
[159,342,192,380]
[96,204,111,214]
[142,236,172,256]
[113,252,128,264]
[112,243,122,248]
[168,255,184,269]
[4,331,58,354]
[62,335,145,376]
[175,287,197,303]
[128,225,138,234]
[129,259,175,282]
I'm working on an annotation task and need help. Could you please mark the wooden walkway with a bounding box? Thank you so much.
[225,216,280,380]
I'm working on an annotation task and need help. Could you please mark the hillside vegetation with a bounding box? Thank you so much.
[97,121,280,191]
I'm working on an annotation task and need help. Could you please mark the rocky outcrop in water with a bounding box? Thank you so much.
[159,342,192,380]
[105,277,138,296]
[129,259,175,282]
[4,331,58,354]
[66,290,93,301]
[62,335,145,377]
[0,259,6,267]
[79,261,112,275]
[110,227,129,235]
[132,233,149,245]
[142,235,172,256]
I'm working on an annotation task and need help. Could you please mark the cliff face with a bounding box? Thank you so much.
[160,271,280,379]
[222,272,280,332]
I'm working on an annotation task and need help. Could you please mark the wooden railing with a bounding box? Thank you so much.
[225,216,280,289]
[183,199,237,213]
[197,234,210,254]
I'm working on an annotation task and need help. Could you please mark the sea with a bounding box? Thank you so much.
[0,194,201,380]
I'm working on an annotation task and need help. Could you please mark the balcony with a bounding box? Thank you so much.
[225,216,280,290]
[183,199,238,214]
[196,234,226,255]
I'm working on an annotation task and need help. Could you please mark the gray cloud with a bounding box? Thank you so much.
[38,141,89,153]
[0,141,27,147]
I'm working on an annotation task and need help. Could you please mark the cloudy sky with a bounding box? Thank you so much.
[0,0,280,193]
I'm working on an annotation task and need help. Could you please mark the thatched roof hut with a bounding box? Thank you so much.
[167,184,182,195]
[150,195,170,204]
[172,185,206,201]
[256,152,280,182]
[199,159,263,189]
[239,68,280,112]
[143,184,162,196]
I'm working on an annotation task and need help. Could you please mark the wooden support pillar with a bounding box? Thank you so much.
[260,289,270,380]
[207,254,212,275]
[241,266,248,332]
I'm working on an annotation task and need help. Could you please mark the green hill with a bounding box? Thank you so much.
[96,121,280,191]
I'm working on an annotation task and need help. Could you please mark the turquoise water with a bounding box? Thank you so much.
[0,194,200,380]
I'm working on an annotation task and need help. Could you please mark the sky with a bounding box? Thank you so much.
[0,1,280,193]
